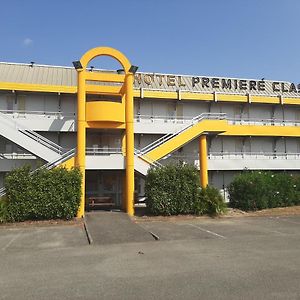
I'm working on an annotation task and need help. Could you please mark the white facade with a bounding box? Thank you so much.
[0,64,300,197]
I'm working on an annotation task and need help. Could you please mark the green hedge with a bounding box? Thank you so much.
[0,166,82,222]
[228,171,300,211]
[145,163,226,216]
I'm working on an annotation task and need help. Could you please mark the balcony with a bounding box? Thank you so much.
[86,101,125,123]
[0,152,38,172]
[0,109,76,132]
[85,147,124,170]
[134,114,300,134]
[161,152,300,171]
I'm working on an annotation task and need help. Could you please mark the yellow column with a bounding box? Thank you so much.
[125,73,135,216]
[76,70,86,218]
[199,135,208,188]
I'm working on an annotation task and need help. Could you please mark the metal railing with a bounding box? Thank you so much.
[161,152,300,161]
[0,148,76,197]
[134,148,162,168]
[135,114,193,124]
[38,148,76,170]
[228,118,300,127]
[208,152,300,160]
[19,129,64,154]
[0,153,36,159]
[135,114,300,127]
[139,113,227,154]
[86,147,122,155]
[0,109,75,119]
[0,111,64,155]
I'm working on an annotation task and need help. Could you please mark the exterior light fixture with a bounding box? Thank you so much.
[30,61,35,67]
[89,66,94,72]
[129,65,138,74]
[72,60,83,69]
[117,69,125,74]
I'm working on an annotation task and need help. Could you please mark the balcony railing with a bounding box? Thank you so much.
[0,109,75,119]
[227,118,300,127]
[1,110,299,127]
[161,152,300,161]
[85,148,122,155]
[208,152,300,160]
[135,114,300,127]
[0,153,36,159]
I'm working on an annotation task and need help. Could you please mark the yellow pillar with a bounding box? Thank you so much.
[199,135,208,188]
[122,173,127,212]
[125,73,135,216]
[76,70,86,218]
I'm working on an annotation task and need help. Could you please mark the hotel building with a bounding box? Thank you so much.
[0,47,299,216]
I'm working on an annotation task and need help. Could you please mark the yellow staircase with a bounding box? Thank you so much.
[139,113,227,163]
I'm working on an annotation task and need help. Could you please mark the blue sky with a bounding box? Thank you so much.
[1,0,300,82]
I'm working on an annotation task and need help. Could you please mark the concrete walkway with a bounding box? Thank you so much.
[84,211,154,245]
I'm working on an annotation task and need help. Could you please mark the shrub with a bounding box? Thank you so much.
[0,197,8,223]
[145,163,200,215]
[197,186,227,216]
[145,163,226,216]
[4,166,82,222]
[228,171,300,211]
[292,175,300,205]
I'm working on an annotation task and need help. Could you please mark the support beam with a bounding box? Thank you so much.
[125,73,135,216]
[76,70,86,218]
[199,135,208,188]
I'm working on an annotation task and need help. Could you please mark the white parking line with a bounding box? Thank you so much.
[1,231,22,251]
[186,223,226,239]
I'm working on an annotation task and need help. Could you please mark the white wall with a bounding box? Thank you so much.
[140,99,153,116]
[182,102,208,118]
[285,138,299,153]
[37,132,59,144]
[274,105,284,120]
[138,134,162,149]
[249,104,272,120]
[284,106,300,121]
[250,137,273,153]
[60,95,76,115]
[59,133,76,149]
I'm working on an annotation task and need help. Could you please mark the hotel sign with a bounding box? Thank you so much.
[134,73,300,95]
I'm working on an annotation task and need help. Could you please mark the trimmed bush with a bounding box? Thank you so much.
[197,186,227,216]
[145,163,226,216]
[145,163,200,215]
[2,166,82,222]
[0,197,8,223]
[228,171,300,211]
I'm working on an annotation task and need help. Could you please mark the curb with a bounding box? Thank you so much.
[83,217,93,245]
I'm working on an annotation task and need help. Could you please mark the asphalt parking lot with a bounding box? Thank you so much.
[0,214,299,300]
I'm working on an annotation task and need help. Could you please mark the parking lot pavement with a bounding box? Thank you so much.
[0,224,87,251]
[0,215,299,300]
[137,215,300,241]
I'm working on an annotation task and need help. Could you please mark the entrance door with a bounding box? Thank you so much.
[85,171,124,210]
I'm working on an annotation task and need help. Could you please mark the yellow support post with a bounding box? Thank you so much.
[74,46,134,217]
[199,135,208,188]
[125,73,135,216]
[76,70,86,218]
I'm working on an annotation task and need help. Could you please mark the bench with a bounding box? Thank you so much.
[86,196,114,211]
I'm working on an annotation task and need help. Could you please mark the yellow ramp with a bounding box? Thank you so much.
[145,119,227,162]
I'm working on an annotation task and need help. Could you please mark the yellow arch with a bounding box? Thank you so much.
[79,46,131,73]
[76,46,135,218]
